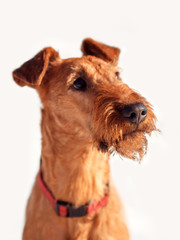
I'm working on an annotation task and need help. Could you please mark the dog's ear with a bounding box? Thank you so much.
[12,47,60,88]
[81,38,120,65]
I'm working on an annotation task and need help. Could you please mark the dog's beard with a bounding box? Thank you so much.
[95,124,156,160]
[93,100,157,161]
[115,131,148,160]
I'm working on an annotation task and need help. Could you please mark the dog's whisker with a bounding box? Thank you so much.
[119,129,123,141]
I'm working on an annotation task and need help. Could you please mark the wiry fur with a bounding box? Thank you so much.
[93,85,156,159]
[12,38,157,240]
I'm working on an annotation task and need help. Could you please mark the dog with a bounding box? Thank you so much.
[12,38,157,240]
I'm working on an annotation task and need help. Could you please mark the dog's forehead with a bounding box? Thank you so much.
[61,56,118,75]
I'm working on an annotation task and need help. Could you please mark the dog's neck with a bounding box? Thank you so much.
[40,108,110,207]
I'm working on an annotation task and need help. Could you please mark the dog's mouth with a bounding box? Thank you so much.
[99,129,141,152]
[99,126,155,154]
[120,128,147,139]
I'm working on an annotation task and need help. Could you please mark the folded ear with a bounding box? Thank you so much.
[81,38,120,65]
[12,47,60,88]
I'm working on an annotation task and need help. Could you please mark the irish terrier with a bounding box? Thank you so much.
[12,38,157,240]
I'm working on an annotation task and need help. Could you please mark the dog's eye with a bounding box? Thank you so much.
[115,72,120,79]
[73,78,87,90]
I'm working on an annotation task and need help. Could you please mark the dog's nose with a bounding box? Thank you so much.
[122,103,147,124]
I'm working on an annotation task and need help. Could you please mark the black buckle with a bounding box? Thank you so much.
[68,203,87,217]
[56,201,87,217]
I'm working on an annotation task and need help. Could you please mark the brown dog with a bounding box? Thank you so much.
[13,38,157,240]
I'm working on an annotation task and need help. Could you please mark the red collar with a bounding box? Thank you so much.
[38,170,109,217]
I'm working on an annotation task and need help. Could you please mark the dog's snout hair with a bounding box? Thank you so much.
[92,85,156,159]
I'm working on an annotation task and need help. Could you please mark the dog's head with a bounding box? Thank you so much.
[12,38,157,160]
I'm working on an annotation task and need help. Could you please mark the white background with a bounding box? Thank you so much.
[0,0,180,239]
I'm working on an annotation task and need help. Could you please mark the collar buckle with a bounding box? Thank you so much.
[56,200,87,217]
[68,203,87,217]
